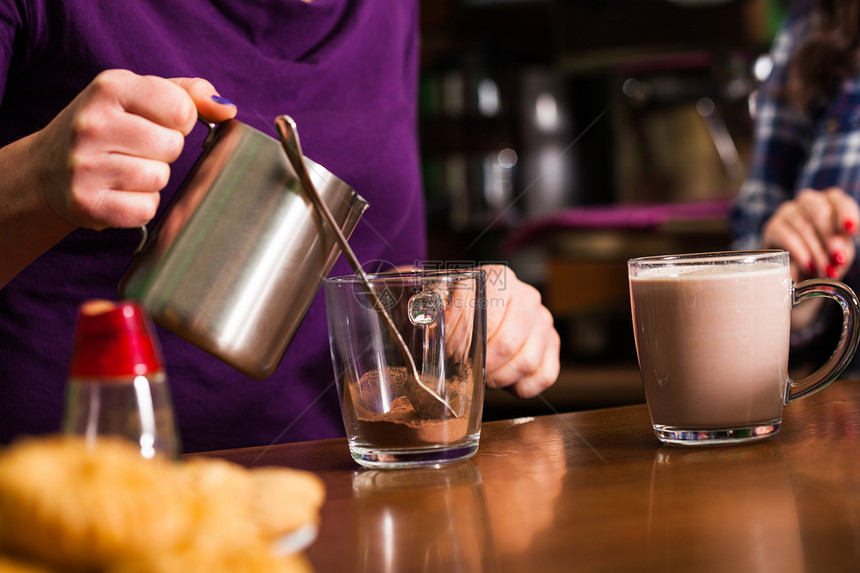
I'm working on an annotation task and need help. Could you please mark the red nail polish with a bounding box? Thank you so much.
[845,220,857,233]
[807,261,816,274]
[833,251,848,265]
[827,265,838,279]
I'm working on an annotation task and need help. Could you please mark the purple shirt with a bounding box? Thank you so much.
[0,1,426,452]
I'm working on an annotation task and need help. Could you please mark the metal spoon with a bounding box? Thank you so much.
[274,115,457,419]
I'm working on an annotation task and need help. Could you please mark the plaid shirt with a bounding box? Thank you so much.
[732,1,860,262]
[731,0,860,354]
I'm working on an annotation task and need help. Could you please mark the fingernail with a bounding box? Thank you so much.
[211,95,235,106]
[833,251,848,265]
[807,261,816,274]
[827,265,838,279]
[846,220,857,233]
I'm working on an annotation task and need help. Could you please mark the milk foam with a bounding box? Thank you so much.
[632,262,785,281]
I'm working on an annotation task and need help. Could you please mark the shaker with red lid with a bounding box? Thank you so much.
[62,300,179,458]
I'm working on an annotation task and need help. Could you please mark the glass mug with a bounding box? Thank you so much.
[325,269,486,468]
[628,250,860,445]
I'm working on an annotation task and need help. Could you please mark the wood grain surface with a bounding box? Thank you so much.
[199,377,860,572]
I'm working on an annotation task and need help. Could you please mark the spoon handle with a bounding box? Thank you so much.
[274,115,456,418]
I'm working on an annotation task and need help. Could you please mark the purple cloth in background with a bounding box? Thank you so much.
[502,200,733,252]
[0,1,426,452]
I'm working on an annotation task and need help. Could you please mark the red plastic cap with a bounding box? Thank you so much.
[69,300,163,378]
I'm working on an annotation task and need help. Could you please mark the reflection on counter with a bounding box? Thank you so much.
[349,462,497,572]
[648,445,805,572]
[478,415,567,566]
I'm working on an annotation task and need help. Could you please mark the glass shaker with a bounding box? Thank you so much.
[62,299,180,459]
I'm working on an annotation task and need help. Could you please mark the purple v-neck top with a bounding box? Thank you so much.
[0,1,426,452]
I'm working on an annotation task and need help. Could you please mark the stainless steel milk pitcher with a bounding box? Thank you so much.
[119,118,368,379]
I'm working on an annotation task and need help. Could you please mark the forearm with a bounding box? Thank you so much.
[0,72,240,290]
[0,131,75,288]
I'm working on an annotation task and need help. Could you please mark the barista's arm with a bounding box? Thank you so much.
[0,69,236,288]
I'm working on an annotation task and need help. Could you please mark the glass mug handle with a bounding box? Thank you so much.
[788,279,860,402]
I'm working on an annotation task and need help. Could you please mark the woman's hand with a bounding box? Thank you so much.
[482,264,560,398]
[762,187,860,332]
[761,187,860,282]
[35,69,236,230]
[0,69,237,287]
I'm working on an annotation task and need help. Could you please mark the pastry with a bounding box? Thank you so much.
[0,436,325,572]
[0,437,193,571]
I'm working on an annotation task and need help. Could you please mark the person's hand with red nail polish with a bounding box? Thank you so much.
[760,186,860,332]
[732,0,860,367]
[761,186,859,283]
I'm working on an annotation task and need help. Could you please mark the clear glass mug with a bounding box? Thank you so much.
[325,269,486,468]
[628,250,860,446]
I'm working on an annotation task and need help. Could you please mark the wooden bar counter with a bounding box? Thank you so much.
[199,377,860,572]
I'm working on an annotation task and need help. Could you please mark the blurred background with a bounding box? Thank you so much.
[417,0,787,418]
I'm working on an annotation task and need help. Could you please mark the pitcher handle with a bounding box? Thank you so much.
[787,279,860,402]
[132,119,218,256]
[133,225,149,255]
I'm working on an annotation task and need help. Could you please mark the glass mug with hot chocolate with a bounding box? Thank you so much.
[628,250,860,446]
